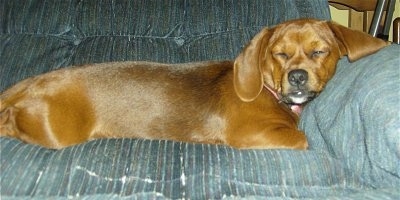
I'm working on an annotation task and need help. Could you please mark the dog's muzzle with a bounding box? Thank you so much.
[282,69,317,105]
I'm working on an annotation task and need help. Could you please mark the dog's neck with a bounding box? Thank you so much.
[264,85,303,116]
[264,85,280,100]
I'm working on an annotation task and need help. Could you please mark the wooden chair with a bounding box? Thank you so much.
[329,0,396,41]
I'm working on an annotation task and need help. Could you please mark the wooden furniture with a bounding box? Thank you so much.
[329,0,396,40]
[329,0,377,33]
[394,17,400,44]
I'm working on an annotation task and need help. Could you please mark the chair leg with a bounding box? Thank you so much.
[393,17,400,44]
[369,0,387,37]
[369,0,396,40]
[380,0,396,40]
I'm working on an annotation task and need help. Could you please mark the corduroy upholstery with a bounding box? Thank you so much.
[1,0,399,199]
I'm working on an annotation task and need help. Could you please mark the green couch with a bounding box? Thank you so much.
[1,0,399,199]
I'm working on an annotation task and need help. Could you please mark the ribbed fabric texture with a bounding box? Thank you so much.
[2,138,399,199]
[1,0,399,199]
[300,45,400,188]
[0,0,330,90]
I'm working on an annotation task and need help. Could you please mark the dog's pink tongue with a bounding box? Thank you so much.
[290,105,303,115]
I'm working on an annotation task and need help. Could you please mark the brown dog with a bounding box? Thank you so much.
[0,19,389,149]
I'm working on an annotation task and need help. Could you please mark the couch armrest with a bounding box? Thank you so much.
[300,44,400,187]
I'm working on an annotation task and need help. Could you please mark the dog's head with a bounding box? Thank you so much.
[234,19,389,105]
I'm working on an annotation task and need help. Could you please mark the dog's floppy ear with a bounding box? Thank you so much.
[327,21,390,62]
[234,28,272,102]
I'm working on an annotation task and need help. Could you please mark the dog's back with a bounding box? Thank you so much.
[0,61,235,148]
[83,61,234,143]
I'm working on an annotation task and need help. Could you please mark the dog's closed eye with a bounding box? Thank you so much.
[275,52,290,60]
[310,50,326,58]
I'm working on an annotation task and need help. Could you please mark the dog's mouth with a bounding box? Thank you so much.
[280,90,317,116]
[280,90,317,105]
[264,85,318,115]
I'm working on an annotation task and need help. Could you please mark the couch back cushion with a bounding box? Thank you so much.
[0,0,330,91]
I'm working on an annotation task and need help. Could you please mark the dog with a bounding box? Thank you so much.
[0,19,389,149]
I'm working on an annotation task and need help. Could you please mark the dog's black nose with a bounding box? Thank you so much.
[288,69,308,86]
